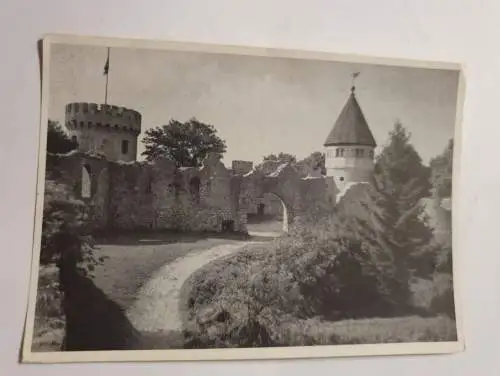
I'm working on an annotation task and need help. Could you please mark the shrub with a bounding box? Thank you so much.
[41,180,103,279]
[33,180,107,351]
[181,219,411,347]
[410,273,455,319]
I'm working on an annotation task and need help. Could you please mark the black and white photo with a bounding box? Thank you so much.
[22,34,464,363]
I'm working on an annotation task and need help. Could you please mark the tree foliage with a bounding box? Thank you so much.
[141,118,227,167]
[369,122,434,280]
[429,139,453,199]
[41,180,104,279]
[374,122,432,203]
[47,120,78,154]
[262,152,297,164]
[298,151,326,176]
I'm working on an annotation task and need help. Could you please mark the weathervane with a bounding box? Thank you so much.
[351,71,360,93]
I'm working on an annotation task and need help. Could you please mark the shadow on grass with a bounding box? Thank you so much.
[62,273,142,351]
[62,272,191,351]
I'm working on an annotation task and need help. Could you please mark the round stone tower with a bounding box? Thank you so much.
[65,102,142,162]
[323,85,377,191]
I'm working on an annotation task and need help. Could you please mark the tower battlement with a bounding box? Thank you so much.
[64,102,142,162]
[65,102,142,135]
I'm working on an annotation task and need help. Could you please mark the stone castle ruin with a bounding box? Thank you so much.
[47,101,341,234]
[47,84,450,235]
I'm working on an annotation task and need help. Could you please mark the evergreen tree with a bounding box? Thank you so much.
[371,122,434,283]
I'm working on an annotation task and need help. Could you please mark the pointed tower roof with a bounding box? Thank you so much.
[324,86,377,147]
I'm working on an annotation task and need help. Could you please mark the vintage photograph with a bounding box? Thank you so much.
[22,34,463,363]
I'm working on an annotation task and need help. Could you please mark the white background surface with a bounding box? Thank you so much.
[0,0,498,374]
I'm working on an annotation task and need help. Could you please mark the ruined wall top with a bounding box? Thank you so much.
[232,160,253,175]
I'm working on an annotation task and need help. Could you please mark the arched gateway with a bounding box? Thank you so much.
[238,161,337,233]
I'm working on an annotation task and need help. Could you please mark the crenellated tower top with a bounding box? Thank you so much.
[64,102,142,162]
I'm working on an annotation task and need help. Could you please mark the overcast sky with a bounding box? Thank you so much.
[48,43,460,166]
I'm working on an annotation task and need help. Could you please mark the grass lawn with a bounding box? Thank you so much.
[320,315,457,344]
[277,315,457,347]
[246,219,285,234]
[91,233,246,309]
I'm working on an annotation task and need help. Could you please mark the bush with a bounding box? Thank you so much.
[181,216,412,347]
[410,273,455,319]
[35,265,63,322]
[41,180,103,278]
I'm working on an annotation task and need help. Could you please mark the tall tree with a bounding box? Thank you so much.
[429,139,453,199]
[141,118,227,167]
[47,120,78,154]
[371,122,434,280]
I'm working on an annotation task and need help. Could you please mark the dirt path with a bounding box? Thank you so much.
[126,241,258,333]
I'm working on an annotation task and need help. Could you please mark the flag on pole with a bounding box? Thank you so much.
[103,48,110,104]
[103,48,110,76]
[103,56,109,75]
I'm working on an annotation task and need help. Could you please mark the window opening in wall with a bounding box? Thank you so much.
[81,165,92,198]
[71,136,78,145]
[121,140,129,154]
[356,148,364,157]
[336,148,345,157]
[339,176,344,182]
[189,177,201,203]
[146,177,153,193]
[257,203,265,216]
[369,150,374,158]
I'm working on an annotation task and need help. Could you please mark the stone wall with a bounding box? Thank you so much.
[44,152,335,234]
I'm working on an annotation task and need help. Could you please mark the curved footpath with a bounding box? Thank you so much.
[126,241,259,333]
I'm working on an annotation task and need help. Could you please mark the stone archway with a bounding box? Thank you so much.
[240,163,304,235]
[246,191,293,235]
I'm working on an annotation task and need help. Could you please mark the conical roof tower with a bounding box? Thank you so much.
[323,78,377,192]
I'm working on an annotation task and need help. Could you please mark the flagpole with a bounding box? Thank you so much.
[104,47,110,105]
